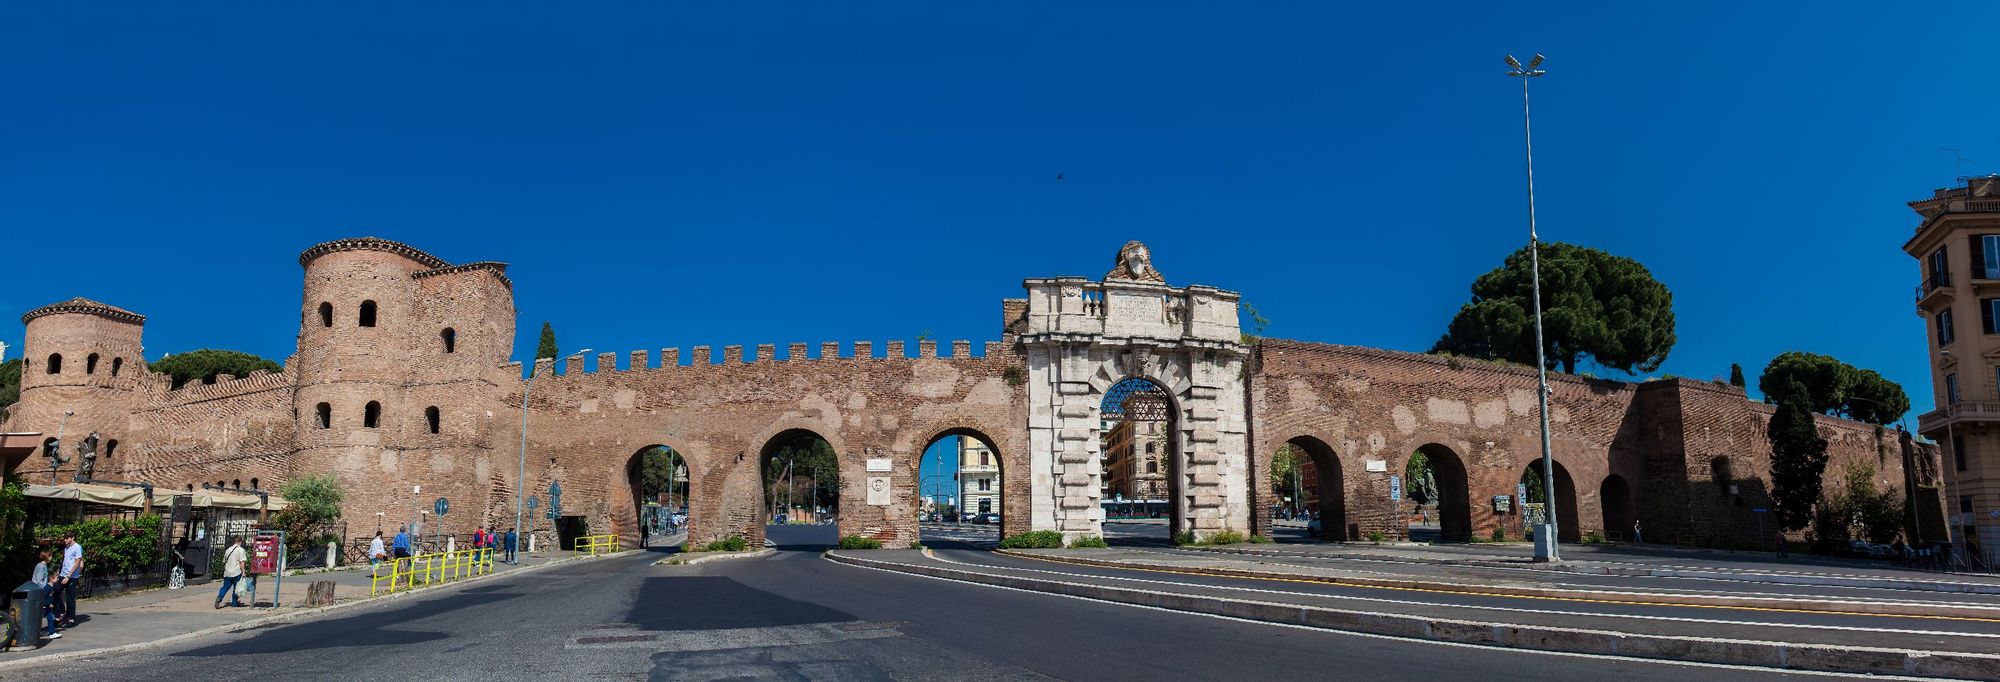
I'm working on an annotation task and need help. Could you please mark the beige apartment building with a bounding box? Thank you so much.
[1910,175,2000,565]
[959,436,999,518]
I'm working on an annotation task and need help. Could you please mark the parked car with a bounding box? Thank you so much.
[979,513,1001,525]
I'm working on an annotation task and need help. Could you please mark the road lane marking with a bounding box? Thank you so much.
[824,555,1946,680]
[931,552,2000,640]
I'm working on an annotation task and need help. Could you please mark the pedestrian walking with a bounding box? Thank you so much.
[56,532,82,628]
[368,531,387,569]
[214,537,247,609]
[1632,520,1642,544]
[392,525,412,559]
[32,548,60,640]
[1774,529,1789,558]
[503,527,517,564]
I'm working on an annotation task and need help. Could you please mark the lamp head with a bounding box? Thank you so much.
[1505,55,1522,69]
[1528,54,1545,68]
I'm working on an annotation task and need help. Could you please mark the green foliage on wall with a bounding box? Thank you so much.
[1432,242,1676,375]
[147,349,281,389]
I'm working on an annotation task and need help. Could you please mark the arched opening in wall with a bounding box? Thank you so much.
[250,477,259,490]
[318,302,333,327]
[1276,436,1346,541]
[231,479,241,489]
[425,406,440,434]
[111,357,122,376]
[627,444,690,551]
[46,353,61,374]
[1100,377,1179,542]
[42,438,59,466]
[915,430,1005,547]
[760,429,839,549]
[315,403,331,429]
[441,328,456,353]
[1520,459,1581,543]
[1600,474,1637,542]
[1414,444,1471,542]
[86,353,98,374]
[358,300,377,327]
[363,401,381,428]
[104,439,117,460]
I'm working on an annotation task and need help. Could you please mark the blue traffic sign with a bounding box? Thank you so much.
[434,497,449,516]
[525,497,539,510]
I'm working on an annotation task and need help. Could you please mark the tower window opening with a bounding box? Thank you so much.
[111,357,123,376]
[364,401,382,428]
[232,479,240,489]
[86,353,99,374]
[318,302,333,327]
[250,477,259,490]
[425,406,440,434]
[46,353,61,374]
[104,439,118,459]
[359,300,377,327]
[315,402,331,429]
[442,328,456,353]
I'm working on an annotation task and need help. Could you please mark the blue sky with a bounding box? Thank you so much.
[4,4,1996,424]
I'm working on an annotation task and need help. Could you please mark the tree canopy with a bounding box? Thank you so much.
[1767,379,1830,532]
[0,358,20,411]
[147,349,282,389]
[1729,363,1746,388]
[638,446,688,503]
[1432,242,1676,375]
[764,433,839,511]
[536,322,558,361]
[1756,351,1910,425]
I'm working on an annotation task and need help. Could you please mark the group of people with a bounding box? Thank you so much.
[27,532,84,642]
[366,525,521,567]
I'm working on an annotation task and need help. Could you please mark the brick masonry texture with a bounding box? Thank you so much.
[1,238,1945,551]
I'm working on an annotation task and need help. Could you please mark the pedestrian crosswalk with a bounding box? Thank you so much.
[917,523,1000,546]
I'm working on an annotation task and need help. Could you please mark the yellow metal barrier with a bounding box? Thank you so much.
[575,534,622,556]
[369,548,497,596]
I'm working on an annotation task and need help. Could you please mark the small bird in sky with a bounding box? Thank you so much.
[1056,172,1065,180]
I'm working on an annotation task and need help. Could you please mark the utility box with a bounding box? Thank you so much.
[7,581,45,650]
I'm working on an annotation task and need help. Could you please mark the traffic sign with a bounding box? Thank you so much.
[434,497,450,516]
[1388,475,1402,502]
[526,497,539,511]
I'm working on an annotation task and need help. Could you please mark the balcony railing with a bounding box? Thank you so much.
[1917,401,2000,433]
[1916,274,1954,305]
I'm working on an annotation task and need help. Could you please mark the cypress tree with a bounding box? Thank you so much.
[536,322,558,361]
[1767,378,1829,532]
[1729,363,1745,388]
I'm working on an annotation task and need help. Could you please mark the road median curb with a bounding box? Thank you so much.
[825,551,2000,680]
[1,550,636,670]
[656,548,776,565]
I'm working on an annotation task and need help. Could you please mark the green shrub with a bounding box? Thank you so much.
[1247,535,1274,544]
[1580,530,1606,545]
[1491,527,1507,542]
[1067,535,1109,549]
[998,530,1066,549]
[837,535,883,550]
[1206,530,1247,545]
[35,515,163,577]
[699,535,748,553]
[909,541,925,550]
[1365,531,1386,542]
[1171,531,1196,546]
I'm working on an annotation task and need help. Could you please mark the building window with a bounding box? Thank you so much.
[1147,459,1159,474]
[1957,435,1969,472]
[364,401,382,428]
[1930,246,1951,289]
[86,353,99,374]
[46,353,61,374]
[979,499,992,514]
[111,357,123,376]
[1947,373,1961,404]
[1963,495,1976,514]
[1146,442,1156,455]
[359,300,377,327]
[1939,308,1957,345]
[978,478,991,492]
[979,451,989,466]
[315,402,332,429]
[318,302,333,327]
[251,478,259,490]
[426,406,440,434]
[441,328,456,353]
[104,439,117,459]
[231,479,240,489]
[1982,235,2000,279]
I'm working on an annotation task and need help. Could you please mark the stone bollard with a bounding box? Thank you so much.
[446,536,455,553]
[528,534,536,553]
[305,580,336,607]
[327,541,338,569]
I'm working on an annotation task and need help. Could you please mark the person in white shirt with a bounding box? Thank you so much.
[368,531,387,570]
[215,537,248,609]
[55,533,82,627]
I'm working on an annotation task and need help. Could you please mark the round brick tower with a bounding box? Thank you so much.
[293,237,515,533]
[12,298,148,481]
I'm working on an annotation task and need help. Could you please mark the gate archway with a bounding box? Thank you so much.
[1416,443,1471,542]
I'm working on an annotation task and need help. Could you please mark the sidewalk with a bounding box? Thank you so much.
[1,548,602,664]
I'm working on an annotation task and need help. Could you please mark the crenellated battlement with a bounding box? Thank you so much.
[143,366,297,406]
[512,338,1015,380]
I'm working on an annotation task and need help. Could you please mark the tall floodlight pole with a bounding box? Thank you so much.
[1506,53,1559,562]
[517,349,588,553]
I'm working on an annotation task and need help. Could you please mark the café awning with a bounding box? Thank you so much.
[23,482,151,508]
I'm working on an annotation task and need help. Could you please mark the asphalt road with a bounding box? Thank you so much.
[6,525,1914,681]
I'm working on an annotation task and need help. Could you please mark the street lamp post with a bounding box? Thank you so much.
[1506,53,1560,562]
[517,349,589,557]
